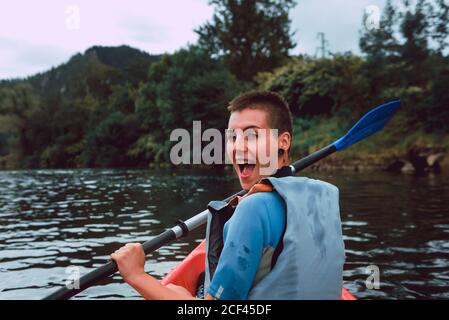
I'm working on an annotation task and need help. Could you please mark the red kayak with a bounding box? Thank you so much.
[162,240,356,300]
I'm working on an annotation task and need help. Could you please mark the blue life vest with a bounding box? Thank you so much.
[204,175,345,299]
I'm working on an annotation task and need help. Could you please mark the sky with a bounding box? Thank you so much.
[0,0,388,80]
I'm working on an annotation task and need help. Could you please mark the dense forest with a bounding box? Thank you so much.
[0,0,448,171]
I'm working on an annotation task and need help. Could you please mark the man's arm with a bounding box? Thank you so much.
[207,192,285,300]
[112,192,283,300]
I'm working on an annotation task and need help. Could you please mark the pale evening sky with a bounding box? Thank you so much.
[0,0,388,80]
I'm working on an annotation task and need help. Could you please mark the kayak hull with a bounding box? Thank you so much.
[161,240,356,300]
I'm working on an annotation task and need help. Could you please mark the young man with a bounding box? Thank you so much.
[111,91,345,300]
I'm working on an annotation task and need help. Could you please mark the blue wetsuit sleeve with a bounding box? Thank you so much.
[207,192,285,300]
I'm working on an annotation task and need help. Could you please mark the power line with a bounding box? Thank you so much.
[315,32,331,58]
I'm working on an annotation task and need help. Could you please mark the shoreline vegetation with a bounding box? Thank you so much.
[0,1,448,175]
[290,117,449,174]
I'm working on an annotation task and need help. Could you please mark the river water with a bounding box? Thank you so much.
[0,168,448,299]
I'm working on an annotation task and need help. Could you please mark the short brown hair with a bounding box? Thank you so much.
[228,90,293,151]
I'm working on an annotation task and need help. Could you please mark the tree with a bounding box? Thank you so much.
[431,0,449,54]
[400,0,431,64]
[133,46,240,163]
[395,0,438,95]
[196,0,297,81]
[0,83,48,167]
[426,62,449,132]
[81,111,142,167]
[359,0,400,62]
[258,54,368,117]
[359,0,405,99]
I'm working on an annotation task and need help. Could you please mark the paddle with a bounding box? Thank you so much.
[43,99,400,300]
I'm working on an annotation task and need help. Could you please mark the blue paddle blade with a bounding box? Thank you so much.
[333,99,401,151]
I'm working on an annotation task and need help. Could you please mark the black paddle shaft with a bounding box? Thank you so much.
[44,229,177,300]
[291,144,337,172]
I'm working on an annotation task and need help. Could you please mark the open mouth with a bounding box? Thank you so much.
[237,163,256,179]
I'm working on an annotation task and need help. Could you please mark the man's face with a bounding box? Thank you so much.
[226,108,279,190]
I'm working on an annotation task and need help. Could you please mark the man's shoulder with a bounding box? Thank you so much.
[265,176,339,194]
[239,190,282,207]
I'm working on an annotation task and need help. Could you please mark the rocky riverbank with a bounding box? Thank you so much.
[303,147,447,175]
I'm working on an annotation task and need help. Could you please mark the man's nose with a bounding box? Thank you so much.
[233,133,246,156]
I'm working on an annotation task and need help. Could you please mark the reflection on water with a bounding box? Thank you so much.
[0,169,448,299]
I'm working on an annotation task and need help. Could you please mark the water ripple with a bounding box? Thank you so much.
[0,169,448,299]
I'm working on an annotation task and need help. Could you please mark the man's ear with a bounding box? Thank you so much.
[278,131,291,152]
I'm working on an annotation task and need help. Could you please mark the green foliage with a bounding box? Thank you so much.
[0,134,7,156]
[0,46,159,169]
[133,46,240,162]
[400,0,431,64]
[0,83,44,167]
[255,0,449,163]
[426,62,449,132]
[359,0,400,63]
[258,54,368,117]
[291,116,350,158]
[432,0,449,53]
[82,111,142,167]
[196,0,297,81]
[1,0,448,170]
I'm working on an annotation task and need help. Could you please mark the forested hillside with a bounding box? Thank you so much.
[1,0,448,171]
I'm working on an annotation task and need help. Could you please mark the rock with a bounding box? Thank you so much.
[401,162,415,174]
[386,159,406,172]
[427,153,445,167]
[408,150,428,174]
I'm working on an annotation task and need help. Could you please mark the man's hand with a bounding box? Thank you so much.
[111,243,146,284]
[110,243,214,300]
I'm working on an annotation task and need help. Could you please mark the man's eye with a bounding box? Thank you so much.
[226,132,236,142]
[245,131,258,139]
